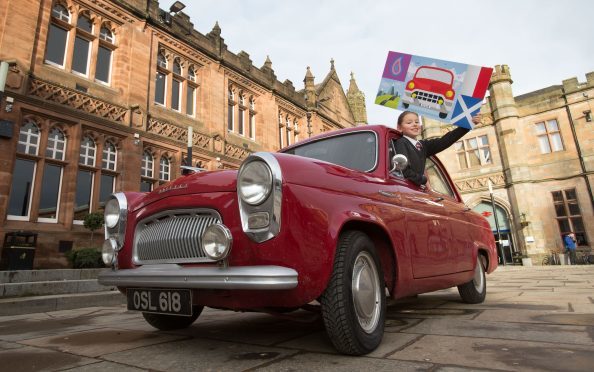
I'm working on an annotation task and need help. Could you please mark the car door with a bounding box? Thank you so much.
[425,157,474,273]
[387,138,455,279]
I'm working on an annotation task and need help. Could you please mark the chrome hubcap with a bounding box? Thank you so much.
[473,257,485,293]
[352,251,381,333]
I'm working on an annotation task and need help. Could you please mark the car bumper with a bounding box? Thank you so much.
[98,264,299,290]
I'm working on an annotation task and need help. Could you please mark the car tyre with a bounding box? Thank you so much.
[457,256,486,304]
[320,230,386,355]
[142,305,203,330]
[402,102,409,109]
[439,112,447,119]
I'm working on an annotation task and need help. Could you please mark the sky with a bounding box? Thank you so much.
[162,0,594,126]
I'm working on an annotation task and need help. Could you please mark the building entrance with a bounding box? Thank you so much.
[473,202,516,265]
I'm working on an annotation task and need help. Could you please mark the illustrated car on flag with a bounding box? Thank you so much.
[402,66,455,119]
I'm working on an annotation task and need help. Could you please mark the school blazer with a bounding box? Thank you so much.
[394,126,470,186]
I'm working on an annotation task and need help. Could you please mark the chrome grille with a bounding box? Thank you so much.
[415,91,442,104]
[133,209,221,264]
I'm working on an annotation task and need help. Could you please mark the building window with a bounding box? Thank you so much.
[141,150,155,192]
[154,50,198,114]
[96,26,115,84]
[536,119,564,153]
[293,119,299,143]
[45,128,66,160]
[286,116,291,146]
[238,94,245,136]
[8,159,36,220]
[278,112,284,148]
[552,189,588,246]
[71,13,93,76]
[18,119,40,155]
[39,163,63,221]
[102,141,117,171]
[455,135,491,169]
[228,88,235,131]
[186,85,195,116]
[159,156,170,182]
[79,136,96,166]
[249,98,256,140]
[45,5,116,84]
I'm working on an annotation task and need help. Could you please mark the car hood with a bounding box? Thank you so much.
[131,170,238,212]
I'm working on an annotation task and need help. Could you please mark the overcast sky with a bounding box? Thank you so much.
[163,0,594,126]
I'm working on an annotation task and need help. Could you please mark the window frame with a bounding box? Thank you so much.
[536,119,565,154]
[552,188,588,246]
[455,134,492,170]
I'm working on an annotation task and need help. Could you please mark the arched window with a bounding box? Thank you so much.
[157,52,167,68]
[187,66,196,82]
[96,25,115,84]
[102,141,117,171]
[17,120,40,155]
[248,98,256,140]
[159,156,170,181]
[171,59,182,111]
[79,136,96,166]
[141,151,154,178]
[51,4,70,22]
[238,94,245,135]
[173,59,182,75]
[99,26,114,43]
[227,88,235,131]
[72,13,93,75]
[45,128,66,160]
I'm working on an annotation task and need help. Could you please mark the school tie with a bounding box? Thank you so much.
[415,142,422,151]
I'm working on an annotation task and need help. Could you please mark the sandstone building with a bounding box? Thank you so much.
[426,66,593,264]
[0,0,367,268]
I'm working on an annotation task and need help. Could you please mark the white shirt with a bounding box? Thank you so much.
[403,135,421,149]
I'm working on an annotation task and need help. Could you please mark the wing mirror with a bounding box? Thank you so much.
[391,154,408,173]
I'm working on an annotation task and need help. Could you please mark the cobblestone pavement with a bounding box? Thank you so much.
[1,265,593,371]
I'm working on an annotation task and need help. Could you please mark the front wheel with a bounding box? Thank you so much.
[457,256,486,304]
[320,231,386,355]
[142,305,203,330]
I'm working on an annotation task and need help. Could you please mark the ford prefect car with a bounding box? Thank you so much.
[99,125,497,355]
[402,66,456,119]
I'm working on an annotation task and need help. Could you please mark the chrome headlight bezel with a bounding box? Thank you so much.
[237,160,273,205]
[237,153,282,243]
[104,192,128,251]
[201,223,233,261]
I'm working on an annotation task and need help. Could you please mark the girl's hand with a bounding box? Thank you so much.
[472,115,482,125]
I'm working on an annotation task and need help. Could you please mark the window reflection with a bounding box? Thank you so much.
[8,159,36,218]
[39,164,62,220]
[74,170,93,220]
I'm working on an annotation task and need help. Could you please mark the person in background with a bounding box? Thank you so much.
[563,232,577,265]
[394,110,480,186]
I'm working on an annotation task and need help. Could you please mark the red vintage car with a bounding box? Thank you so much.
[402,66,456,118]
[99,125,497,355]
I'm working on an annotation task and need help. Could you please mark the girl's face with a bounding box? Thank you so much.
[398,113,421,138]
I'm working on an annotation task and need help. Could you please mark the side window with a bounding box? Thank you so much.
[425,158,455,198]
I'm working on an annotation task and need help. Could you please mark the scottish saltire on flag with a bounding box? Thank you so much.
[376,51,493,129]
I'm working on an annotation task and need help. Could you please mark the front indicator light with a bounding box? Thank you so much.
[446,90,454,98]
[102,238,118,265]
[201,224,233,260]
[248,212,270,229]
[407,82,415,89]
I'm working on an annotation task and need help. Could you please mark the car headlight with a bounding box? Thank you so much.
[238,160,272,205]
[201,224,232,260]
[102,238,118,265]
[104,198,120,228]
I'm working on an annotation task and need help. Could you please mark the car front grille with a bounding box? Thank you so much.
[133,209,221,264]
[414,91,443,104]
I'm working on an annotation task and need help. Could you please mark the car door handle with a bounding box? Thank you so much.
[433,197,444,202]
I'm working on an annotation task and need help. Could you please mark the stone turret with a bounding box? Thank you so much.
[346,72,368,125]
[489,65,518,123]
[303,66,316,110]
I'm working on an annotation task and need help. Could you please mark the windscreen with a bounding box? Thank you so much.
[284,132,377,172]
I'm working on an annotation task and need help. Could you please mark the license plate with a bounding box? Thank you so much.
[127,288,192,316]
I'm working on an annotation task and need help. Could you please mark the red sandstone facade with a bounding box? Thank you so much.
[0,0,368,268]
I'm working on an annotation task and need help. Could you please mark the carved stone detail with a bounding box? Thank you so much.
[455,173,505,192]
[276,98,306,118]
[154,32,211,66]
[28,78,127,123]
[226,69,267,96]
[224,143,250,160]
[147,117,211,150]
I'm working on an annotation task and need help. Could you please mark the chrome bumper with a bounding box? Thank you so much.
[98,264,298,290]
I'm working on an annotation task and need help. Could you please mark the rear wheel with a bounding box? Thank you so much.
[457,256,486,304]
[320,231,386,355]
[142,305,203,330]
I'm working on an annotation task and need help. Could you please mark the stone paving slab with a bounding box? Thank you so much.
[21,328,189,358]
[102,338,298,371]
[388,334,594,372]
[0,345,98,372]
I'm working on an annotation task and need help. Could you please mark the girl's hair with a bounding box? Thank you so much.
[397,110,418,126]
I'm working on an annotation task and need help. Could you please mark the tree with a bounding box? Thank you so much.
[83,212,104,248]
